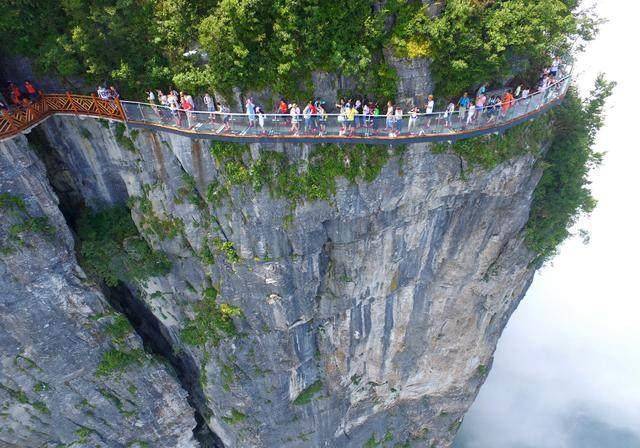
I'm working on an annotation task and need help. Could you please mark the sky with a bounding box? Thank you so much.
[454,1,640,447]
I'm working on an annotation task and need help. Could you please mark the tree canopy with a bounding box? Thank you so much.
[1,0,596,99]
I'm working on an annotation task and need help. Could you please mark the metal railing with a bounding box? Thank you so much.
[121,75,570,143]
[0,75,570,144]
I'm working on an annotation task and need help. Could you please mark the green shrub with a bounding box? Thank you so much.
[33,381,50,393]
[96,348,145,376]
[221,363,235,392]
[0,0,595,101]
[198,243,216,265]
[180,287,243,347]
[0,193,27,213]
[76,205,171,286]
[213,238,240,264]
[206,180,226,206]
[292,380,322,405]
[364,434,381,448]
[114,123,137,152]
[209,142,392,205]
[222,408,247,425]
[129,195,185,240]
[105,314,134,344]
[1,193,55,251]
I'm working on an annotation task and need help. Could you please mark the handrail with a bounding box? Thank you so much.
[0,93,124,142]
[0,75,571,145]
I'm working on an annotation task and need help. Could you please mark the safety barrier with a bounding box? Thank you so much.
[0,75,570,145]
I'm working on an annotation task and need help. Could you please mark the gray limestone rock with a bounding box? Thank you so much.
[9,114,545,448]
[0,134,198,448]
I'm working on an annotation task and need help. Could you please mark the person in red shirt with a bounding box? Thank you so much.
[278,99,288,114]
[309,101,318,131]
[501,90,514,118]
[9,83,22,105]
[24,80,38,100]
[278,99,289,127]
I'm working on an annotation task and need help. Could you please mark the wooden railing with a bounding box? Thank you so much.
[0,93,126,141]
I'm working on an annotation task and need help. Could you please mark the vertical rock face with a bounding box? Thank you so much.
[383,48,434,107]
[0,135,198,448]
[6,114,544,448]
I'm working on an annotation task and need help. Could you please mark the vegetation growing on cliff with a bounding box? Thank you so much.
[76,205,171,286]
[0,193,55,254]
[96,348,146,377]
[209,142,392,204]
[180,287,243,347]
[525,75,614,263]
[432,114,552,170]
[1,0,595,98]
[435,76,613,263]
[292,379,323,405]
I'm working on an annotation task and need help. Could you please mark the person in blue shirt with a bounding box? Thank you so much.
[458,93,470,122]
[476,83,487,99]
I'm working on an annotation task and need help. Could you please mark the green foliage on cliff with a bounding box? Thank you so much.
[0,193,55,253]
[180,287,242,347]
[76,205,171,286]
[96,348,146,377]
[105,314,134,344]
[0,383,49,414]
[209,142,392,204]
[196,0,395,97]
[525,75,614,263]
[292,379,322,405]
[128,194,185,240]
[434,76,613,264]
[1,0,594,99]
[432,114,552,170]
[222,408,247,425]
[114,123,138,153]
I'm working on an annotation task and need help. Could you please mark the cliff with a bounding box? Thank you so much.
[0,111,545,447]
[0,134,198,447]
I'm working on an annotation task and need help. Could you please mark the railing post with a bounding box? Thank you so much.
[91,93,100,114]
[66,91,78,114]
[41,94,50,115]
[2,109,18,131]
[114,97,127,122]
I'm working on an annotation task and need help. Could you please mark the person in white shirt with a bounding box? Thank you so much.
[146,89,158,114]
[394,106,403,136]
[408,105,419,134]
[444,102,455,127]
[290,103,300,135]
[256,106,265,133]
[204,93,215,123]
[385,101,394,131]
[550,56,561,77]
[363,103,371,134]
[425,94,435,127]
[97,86,110,100]
[466,101,476,125]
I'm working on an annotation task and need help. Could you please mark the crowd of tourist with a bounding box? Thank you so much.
[0,80,42,111]
[2,57,565,139]
[127,56,565,137]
